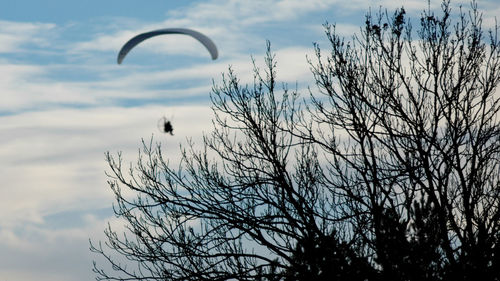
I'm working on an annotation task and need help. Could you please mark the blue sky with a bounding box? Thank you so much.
[1,0,498,280]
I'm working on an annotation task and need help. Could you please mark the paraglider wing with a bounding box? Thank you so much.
[117,28,218,64]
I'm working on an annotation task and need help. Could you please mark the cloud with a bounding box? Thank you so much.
[0,105,214,228]
[0,63,96,113]
[0,60,219,113]
[0,44,316,114]
[174,0,338,25]
[0,20,56,53]
[70,0,354,60]
[0,103,215,280]
[0,211,125,281]
[164,0,333,25]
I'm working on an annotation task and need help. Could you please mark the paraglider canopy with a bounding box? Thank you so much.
[117,28,218,64]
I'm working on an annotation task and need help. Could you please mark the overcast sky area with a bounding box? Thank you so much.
[1,0,498,280]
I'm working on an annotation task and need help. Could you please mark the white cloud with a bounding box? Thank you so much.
[0,20,55,53]
[70,0,351,60]
[0,104,214,280]
[0,105,213,229]
[0,212,126,281]
[0,61,219,112]
[0,63,97,112]
[0,45,315,113]
[167,0,346,26]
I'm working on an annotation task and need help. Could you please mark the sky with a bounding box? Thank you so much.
[1,0,498,280]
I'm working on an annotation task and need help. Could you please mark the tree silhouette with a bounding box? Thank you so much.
[91,1,500,280]
[306,1,500,279]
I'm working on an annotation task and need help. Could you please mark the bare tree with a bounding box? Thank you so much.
[91,1,500,280]
[91,45,365,280]
[308,0,500,279]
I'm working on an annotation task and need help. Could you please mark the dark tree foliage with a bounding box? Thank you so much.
[91,1,500,280]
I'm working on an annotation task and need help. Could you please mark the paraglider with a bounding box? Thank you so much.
[117,28,218,64]
[157,116,174,135]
